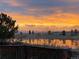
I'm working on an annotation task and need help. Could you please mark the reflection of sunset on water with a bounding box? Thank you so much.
[22,39,79,49]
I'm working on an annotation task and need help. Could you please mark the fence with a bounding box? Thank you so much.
[0,46,73,59]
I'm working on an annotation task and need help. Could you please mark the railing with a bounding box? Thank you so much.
[0,46,72,59]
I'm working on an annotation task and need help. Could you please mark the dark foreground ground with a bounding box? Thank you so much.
[0,46,72,59]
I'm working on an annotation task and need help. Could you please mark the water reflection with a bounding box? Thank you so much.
[21,39,79,49]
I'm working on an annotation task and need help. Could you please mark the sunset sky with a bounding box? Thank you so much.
[0,0,79,31]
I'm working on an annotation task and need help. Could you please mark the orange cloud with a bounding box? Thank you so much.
[2,0,22,7]
[7,12,79,26]
[6,12,79,31]
[10,0,21,7]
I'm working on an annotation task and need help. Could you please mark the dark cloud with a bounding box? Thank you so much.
[0,0,79,16]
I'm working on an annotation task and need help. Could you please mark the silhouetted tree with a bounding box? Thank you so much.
[48,30,51,34]
[32,31,34,34]
[62,30,66,36]
[0,13,18,40]
[29,30,31,34]
[71,29,74,36]
[74,29,78,35]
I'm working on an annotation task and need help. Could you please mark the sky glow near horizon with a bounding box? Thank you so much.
[0,0,79,31]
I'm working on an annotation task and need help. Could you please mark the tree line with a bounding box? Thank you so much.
[27,29,79,36]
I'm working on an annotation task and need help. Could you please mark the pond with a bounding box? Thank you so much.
[21,38,79,49]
